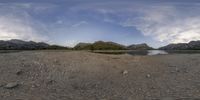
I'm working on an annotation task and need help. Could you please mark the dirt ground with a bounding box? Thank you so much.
[0,51,200,100]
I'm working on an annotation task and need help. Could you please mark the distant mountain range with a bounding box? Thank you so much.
[74,41,152,50]
[74,41,127,50]
[0,39,200,50]
[0,39,68,50]
[127,43,153,50]
[159,41,200,50]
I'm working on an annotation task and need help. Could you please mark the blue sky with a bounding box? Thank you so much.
[0,0,200,48]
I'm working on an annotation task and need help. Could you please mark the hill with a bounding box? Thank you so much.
[0,39,68,50]
[74,41,153,50]
[127,43,153,50]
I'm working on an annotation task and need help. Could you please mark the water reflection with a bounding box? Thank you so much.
[147,50,168,55]
[127,50,168,56]
[94,50,200,56]
[0,50,22,53]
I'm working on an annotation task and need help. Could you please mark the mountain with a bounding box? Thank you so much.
[74,41,127,50]
[74,43,93,50]
[0,39,68,50]
[0,39,155,50]
[47,45,70,50]
[159,41,200,50]
[92,41,127,50]
[74,41,154,50]
[127,43,153,50]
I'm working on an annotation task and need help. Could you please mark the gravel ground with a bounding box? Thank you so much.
[0,51,200,100]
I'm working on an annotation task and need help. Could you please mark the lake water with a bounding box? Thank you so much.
[94,50,200,56]
[0,50,22,53]
[147,50,168,55]
[126,50,168,56]
[0,50,200,56]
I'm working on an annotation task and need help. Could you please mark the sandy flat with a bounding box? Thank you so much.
[0,51,200,100]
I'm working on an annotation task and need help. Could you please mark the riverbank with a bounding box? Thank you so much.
[0,51,200,99]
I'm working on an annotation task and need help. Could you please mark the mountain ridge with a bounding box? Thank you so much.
[1,39,200,50]
[0,39,69,50]
[159,41,200,50]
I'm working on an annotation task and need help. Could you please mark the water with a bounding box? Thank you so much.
[0,50,200,56]
[127,50,168,56]
[94,50,200,56]
[147,50,168,55]
[0,50,22,53]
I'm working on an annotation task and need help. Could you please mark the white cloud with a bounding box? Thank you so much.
[0,14,48,42]
[76,1,200,44]
[121,6,200,43]
[65,40,80,47]
[0,3,50,42]
[71,21,88,28]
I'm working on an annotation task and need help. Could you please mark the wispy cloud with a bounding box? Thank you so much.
[0,3,53,42]
[71,1,200,43]
[0,14,48,41]
[120,5,200,43]
[71,21,88,28]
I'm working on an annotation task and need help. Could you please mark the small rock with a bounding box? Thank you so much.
[122,70,128,75]
[175,68,180,72]
[151,86,156,89]
[16,70,23,75]
[170,71,175,73]
[146,74,151,78]
[161,97,174,100]
[169,65,176,67]
[4,82,19,89]
[47,80,56,85]
[0,83,4,87]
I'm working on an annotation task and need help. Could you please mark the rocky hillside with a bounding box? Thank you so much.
[0,39,154,50]
[0,39,68,50]
[74,41,127,50]
[92,41,127,50]
[74,41,153,50]
[74,43,93,50]
[127,43,153,50]
[159,41,200,50]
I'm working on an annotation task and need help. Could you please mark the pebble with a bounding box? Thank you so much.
[122,70,128,75]
[4,82,19,89]
[16,70,23,75]
[161,97,174,100]
[169,65,176,67]
[146,74,151,78]
[47,80,56,85]
[0,83,3,87]
[175,68,180,72]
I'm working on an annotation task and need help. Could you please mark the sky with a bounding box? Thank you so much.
[0,0,200,48]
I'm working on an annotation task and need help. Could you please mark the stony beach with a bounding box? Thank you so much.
[0,51,200,100]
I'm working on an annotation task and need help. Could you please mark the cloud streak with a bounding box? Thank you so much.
[127,6,200,43]
[0,3,51,42]
[70,1,200,43]
[0,14,47,41]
